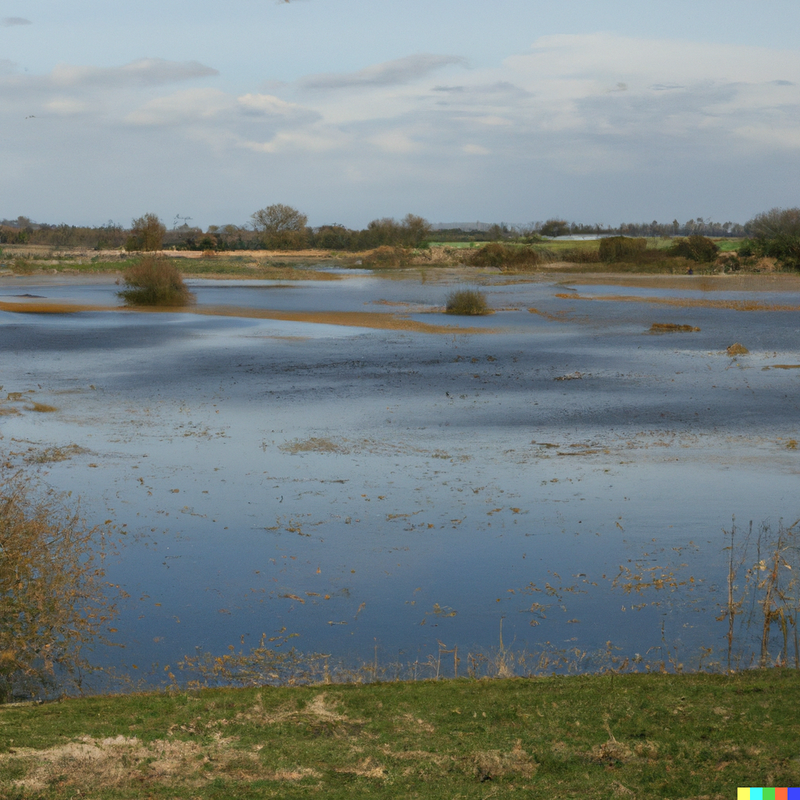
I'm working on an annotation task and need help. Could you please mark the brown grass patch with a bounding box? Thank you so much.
[0,299,489,333]
[768,364,800,369]
[471,739,537,780]
[25,444,89,464]
[561,273,800,291]
[649,323,700,333]
[29,402,58,413]
[0,300,107,315]
[555,293,800,312]
[0,733,308,792]
[726,343,750,356]
[280,437,350,455]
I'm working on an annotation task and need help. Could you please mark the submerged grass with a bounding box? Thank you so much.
[1,671,798,798]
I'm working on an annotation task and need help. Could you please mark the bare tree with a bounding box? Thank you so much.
[251,204,309,250]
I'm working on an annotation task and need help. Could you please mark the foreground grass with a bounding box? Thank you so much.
[1,671,798,798]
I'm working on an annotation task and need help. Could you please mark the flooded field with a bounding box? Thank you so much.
[2,270,800,686]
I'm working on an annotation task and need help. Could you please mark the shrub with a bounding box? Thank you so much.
[0,468,115,701]
[540,219,570,238]
[445,288,490,315]
[599,236,648,263]
[361,246,410,268]
[745,208,800,269]
[466,243,540,270]
[559,247,601,264]
[668,235,719,263]
[124,213,166,252]
[118,257,193,306]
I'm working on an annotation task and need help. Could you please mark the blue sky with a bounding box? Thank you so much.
[2,1,799,229]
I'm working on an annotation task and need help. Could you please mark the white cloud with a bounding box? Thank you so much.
[126,88,232,126]
[463,144,489,155]
[300,53,466,90]
[367,131,421,154]
[48,58,218,89]
[46,97,91,115]
[242,129,349,154]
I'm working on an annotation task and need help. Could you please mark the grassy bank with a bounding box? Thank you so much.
[0,240,762,280]
[2,670,798,798]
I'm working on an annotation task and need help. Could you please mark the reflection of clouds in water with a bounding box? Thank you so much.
[2,274,800,682]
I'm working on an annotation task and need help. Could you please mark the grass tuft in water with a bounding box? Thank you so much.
[117,256,194,307]
[445,288,490,316]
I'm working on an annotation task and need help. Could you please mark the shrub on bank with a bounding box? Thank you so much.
[445,288,490,315]
[668,235,719,263]
[117,257,193,306]
[598,236,648,263]
[466,242,540,270]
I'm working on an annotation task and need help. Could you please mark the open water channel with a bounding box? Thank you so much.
[2,269,799,686]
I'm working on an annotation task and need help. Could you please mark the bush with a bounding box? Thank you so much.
[124,213,166,252]
[0,468,115,701]
[466,243,540,270]
[599,236,648,263]
[445,288,490,315]
[540,219,570,238]
[361,246,410,268]
[745,208,800,269]
[118,257,193,306]
[668,235,719,263]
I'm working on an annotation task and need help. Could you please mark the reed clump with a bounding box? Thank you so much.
[118,256,193,306]
[445,288,491,316]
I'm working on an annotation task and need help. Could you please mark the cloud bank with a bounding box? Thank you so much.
[2,33,800,226]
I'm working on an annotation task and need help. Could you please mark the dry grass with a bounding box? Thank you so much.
[280,437,349,455]
[726,342,750,356]
[28,402,58,413]
[560,273,800,291]
[555,292,800,312]
[445,288,491,315]
[24,445,89,465]
[649,323,700,333]
[0,299,490,333]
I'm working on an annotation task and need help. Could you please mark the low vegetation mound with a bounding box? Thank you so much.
[599,236,648,263]
[649,323,700,333]
[727,342,749,356]
[668,235,720,263]
[118,257,193,306]
[360,246,410,268]
[446,288,490,315]
[465,242,540,270]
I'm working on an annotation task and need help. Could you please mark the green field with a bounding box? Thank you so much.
[1,670,798,798]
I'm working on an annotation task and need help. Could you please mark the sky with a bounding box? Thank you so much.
[2,0,800,230]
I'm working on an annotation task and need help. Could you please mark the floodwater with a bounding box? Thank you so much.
[2,271,800,684]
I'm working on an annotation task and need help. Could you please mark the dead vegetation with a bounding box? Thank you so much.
[726,343,750,356]
[555,292,800,312]
[649,323,700,333]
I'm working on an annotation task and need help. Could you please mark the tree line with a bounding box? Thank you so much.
[2,207,799,267]
[0,208,433,253]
